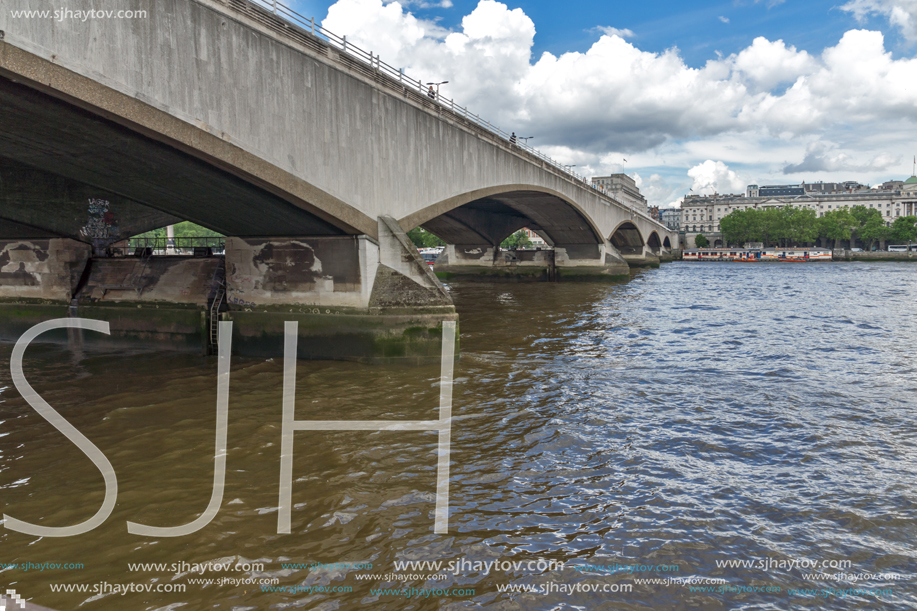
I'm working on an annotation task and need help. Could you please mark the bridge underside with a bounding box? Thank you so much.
[0,74,353,241]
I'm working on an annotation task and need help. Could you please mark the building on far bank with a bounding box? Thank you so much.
[592,174,648,212]
[659,208,681,231]
[521,227,547,246]
[681,175,917,248]
[747,181,868,198]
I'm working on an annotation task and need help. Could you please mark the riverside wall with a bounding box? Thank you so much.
[833,249,917,261]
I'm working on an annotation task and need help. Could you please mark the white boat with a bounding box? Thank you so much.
[683,248,832,262]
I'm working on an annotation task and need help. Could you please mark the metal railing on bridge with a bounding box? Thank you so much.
[113,237,226,257]
[242,0,588,176]
[220,0,659,225]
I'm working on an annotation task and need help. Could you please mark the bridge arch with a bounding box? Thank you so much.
[647,231,662,254]
[608,220,646,254]
[663,236,672,249]
[401,185,606,248]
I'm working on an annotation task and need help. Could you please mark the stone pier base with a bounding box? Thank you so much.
[433,242,630,282]
[224,307,456,364]
[620,245,661,268]
[0,247,221,351]
[0,238,89,341]
[0,218,459,363]
[220,217,456,363]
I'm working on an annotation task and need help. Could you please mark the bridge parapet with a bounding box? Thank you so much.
[208,0,667,227]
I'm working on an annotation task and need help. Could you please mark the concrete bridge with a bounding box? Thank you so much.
[0,0,678,361]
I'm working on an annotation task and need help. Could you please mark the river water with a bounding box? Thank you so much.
[1,261,915,610]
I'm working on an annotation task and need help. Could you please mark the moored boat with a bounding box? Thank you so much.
[683,248,832,262]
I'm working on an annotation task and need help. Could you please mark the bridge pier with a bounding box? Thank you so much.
[222,218,456,363]
[619,245,661,268]
[433,241,630,282]
[0,237,215,350]
[0,218,457,364]
[0,238,90,340]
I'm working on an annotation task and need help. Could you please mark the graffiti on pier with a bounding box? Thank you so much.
[80,199,120,241]
[228,296,255,308]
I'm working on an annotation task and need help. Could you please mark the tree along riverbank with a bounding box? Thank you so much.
[717,205,917,250]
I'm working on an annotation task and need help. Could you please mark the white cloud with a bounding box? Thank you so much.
[783,141,899,174]
[633,173,678,205]
[596,26,635,38]
[383,0,453,7]
[324,0,533,117]
[841,0,917,40]
[718,16,730,23]
[324,0,429,62]
[688,161,746,195]
[321,0,917,204]
[727,37,818,92]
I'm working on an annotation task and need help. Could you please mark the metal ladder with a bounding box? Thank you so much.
[208,261,226,354]
[209,284,225,351]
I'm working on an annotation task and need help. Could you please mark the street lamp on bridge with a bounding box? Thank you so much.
[425,81,448,99]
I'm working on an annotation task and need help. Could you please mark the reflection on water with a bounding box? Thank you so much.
[1,261,916,610]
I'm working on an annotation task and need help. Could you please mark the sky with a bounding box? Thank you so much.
[287,0,917,206]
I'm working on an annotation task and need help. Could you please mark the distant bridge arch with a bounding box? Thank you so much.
[647,231,662,254]
[609,221,646,252]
